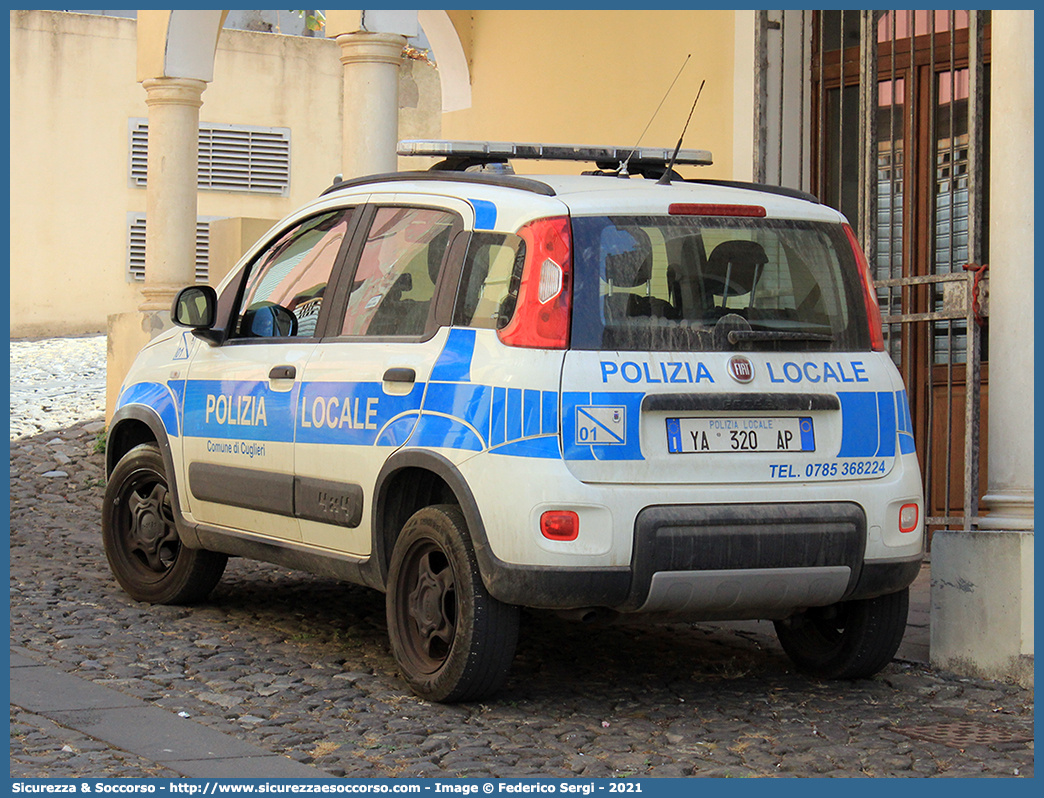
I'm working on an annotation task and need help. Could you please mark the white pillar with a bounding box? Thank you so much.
[930,10,1034,687]
[980,15,1035,531]
[139,77,206,312]
[337,31,406,178]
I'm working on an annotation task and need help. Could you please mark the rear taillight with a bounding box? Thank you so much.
[497,216,572,349]
[844,223,885,352]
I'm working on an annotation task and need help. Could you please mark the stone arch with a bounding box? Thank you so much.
[418,10,472,112]
[138,10,470,112]
[136,10,228,82]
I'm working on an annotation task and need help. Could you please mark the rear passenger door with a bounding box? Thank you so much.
[294,197,471,555]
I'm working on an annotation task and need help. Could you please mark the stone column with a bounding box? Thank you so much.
[930,9,1034,687]
[106,77,205,424]
[139,76,207,313]
[336,31,406,178]
[979,17,1035,532]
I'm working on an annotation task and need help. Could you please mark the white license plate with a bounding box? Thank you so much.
[666,417,815,453]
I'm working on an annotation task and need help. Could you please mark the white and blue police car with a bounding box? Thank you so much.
[105,140,924,702]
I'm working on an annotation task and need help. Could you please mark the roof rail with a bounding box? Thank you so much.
[319,170,557,198]
[688,178,820,204]
[398,139,713,175]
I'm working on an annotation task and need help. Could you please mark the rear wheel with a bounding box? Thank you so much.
[773,588,909,679]
[386,504,519,702]
[102,443,227,605]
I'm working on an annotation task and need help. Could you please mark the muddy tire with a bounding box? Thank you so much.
[102,443,226,605]
[774,588,909,679]
[386,504,519,702]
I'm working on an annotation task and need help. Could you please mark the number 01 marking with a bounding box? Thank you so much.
[576,406,626,445]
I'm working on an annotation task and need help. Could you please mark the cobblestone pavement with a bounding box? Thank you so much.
[9,335,106,440]
[8,339,1035,779]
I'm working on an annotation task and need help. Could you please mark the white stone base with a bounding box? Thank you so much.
[105,311,171,424]
[930,529,1034,687]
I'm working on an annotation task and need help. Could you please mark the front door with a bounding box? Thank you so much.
[181,207,357,541]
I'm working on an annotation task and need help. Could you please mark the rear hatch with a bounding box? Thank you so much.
[560,209,902,485]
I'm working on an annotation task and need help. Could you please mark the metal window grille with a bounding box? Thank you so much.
[127,213,217,284]
[129,119,291,196]
[798,10,989,533]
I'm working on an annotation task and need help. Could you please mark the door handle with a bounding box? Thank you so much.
[383,367,416,384]
[269,365,297,380]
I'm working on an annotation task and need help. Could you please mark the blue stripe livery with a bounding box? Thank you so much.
[837,390,917,458]
[122,332,917,464]
[895,389,916,454]
[182,380,295,442]
[429,328,476,382]
[469,199,497,230]
[298,381,425,446]
[562,392,645,461]
[418,329,561,458]
[117,381,181,438]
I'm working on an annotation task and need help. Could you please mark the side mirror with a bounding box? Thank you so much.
[172,285,218,329]
[240,303,299,338]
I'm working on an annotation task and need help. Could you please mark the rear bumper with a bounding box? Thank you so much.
[479,501,922,619]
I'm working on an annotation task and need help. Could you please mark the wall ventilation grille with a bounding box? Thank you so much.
[127,213,218,284]
[129,119,291,196]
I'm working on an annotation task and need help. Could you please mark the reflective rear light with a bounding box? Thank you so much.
[669,203,766,217]
[498,216,572,349]
[844,223,886,352]
[538,258,564,304]
[899,503,919,534]
[540,510,579,541]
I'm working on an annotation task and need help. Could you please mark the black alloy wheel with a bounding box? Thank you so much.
[773,588,910,679]
[102,443,226,604]
[386,504,519,702]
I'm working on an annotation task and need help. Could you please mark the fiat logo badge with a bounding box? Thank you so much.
[727,355,755,384]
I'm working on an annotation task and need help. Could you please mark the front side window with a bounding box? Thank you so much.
[340,207,457,337]
[570,216,868,352]
[234,209,353,339]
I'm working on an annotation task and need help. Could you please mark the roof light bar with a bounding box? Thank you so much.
[398,139,713,168]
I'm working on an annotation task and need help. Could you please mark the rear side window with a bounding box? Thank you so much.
[340,207,457,337]
[453,232,525,330]
[570,216,869,352]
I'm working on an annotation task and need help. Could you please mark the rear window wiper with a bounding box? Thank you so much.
[727,330,835,344]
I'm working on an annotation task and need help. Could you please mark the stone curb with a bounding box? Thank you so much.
[11,647,332,779]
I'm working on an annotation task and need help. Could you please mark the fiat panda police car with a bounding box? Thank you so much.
[105,140,924,702]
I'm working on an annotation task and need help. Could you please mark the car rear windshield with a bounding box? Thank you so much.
[569,215,870,352]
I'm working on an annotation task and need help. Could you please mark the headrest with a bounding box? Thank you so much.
[604,249,653,288]
[705,240,769,296]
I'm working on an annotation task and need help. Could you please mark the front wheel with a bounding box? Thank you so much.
[386,505,520,703]
[773,588,909,679]
[102,443,227,605]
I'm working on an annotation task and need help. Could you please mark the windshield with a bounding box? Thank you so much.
[570,216,870,352]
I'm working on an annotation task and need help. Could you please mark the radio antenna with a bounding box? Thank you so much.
[657,79,705,185]
[620,54,691,177]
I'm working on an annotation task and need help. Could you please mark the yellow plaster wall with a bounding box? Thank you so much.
[441,10,737,181]
[205,29,343,209]
[9,10,439,338]
[11,9,734,338]
[10,11,146,338]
